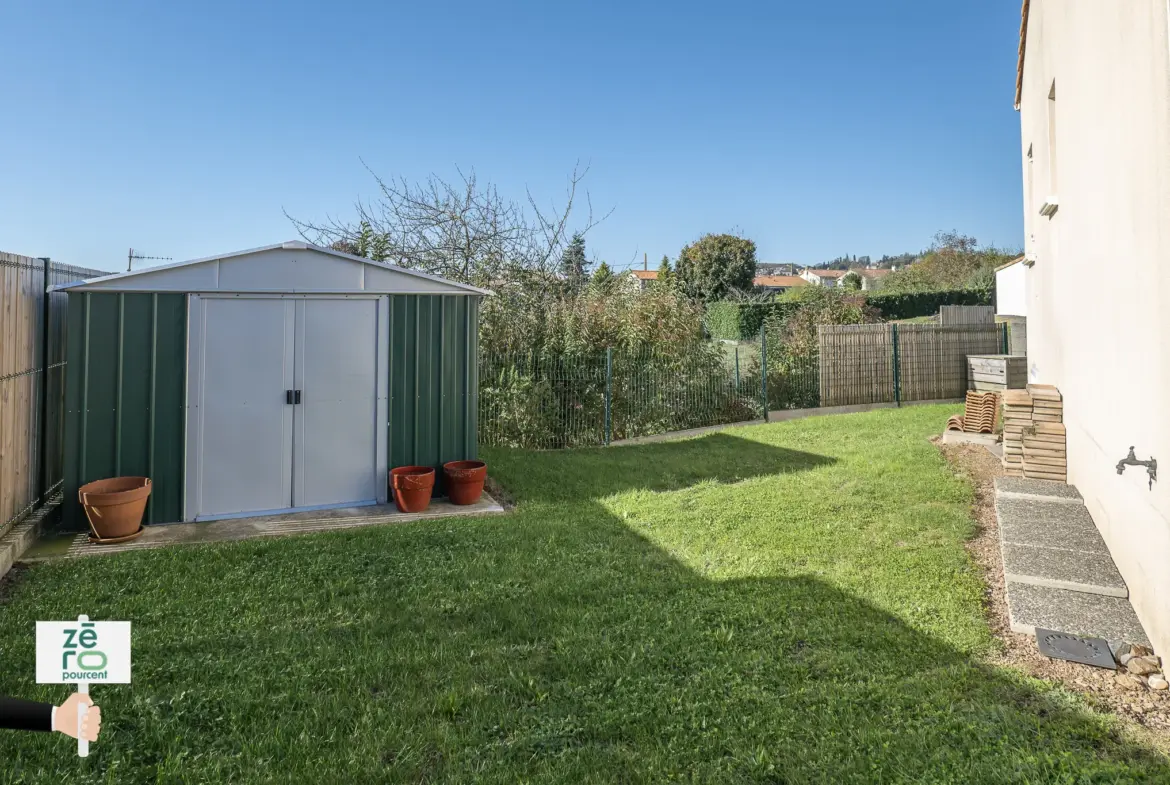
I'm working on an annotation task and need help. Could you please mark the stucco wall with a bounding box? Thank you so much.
[1019,0,1170,652]
[995,263,1027,317]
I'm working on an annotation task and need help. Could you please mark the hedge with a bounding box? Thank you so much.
[705,301,800,341]
[705,288,992,340]
[864,289,992,321]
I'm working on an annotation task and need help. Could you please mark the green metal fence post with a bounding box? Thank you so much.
[734,345,740,392]
[1001,322,1009,354]
[891,323,901,406]
[604,347,613,446]
[760,330,769,422]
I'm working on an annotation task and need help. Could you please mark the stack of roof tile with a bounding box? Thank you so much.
[946,391,1000,433]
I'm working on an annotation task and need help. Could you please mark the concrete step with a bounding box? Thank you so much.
[994,476,1083,504]
[996,496,1111,554]
[1005,581,1150,646]
[1002,542,1127,597]
[996,494,1127,598]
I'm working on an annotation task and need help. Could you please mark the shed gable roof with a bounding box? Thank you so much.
[51,241,492,295]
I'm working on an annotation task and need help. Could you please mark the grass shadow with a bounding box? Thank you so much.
[481,430,836,501]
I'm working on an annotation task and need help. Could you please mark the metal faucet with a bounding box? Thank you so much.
[1116,447,1157,490]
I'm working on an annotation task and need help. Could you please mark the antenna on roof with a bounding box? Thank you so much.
[127,247,173,272]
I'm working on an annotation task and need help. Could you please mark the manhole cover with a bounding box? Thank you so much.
[1036,628,1117,669]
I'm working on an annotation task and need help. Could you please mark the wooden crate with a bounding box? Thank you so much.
[967,354,1027,392]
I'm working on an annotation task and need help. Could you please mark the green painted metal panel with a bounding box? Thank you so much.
[387,295,480,493]
[63,292,187,529]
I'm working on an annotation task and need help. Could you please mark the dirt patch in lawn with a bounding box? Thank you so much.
[0,562,29,605]
[937,440,1170,749]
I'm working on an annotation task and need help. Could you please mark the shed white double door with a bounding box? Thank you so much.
[188,296,388,520]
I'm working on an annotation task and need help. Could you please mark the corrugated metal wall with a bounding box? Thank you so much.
[388,295,479,489]
[62,291,479,528]
[63,292,187,528]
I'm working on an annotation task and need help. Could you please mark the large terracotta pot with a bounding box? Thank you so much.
[79,477,151,544]
[390,466,435,513]
[443,460,487,505]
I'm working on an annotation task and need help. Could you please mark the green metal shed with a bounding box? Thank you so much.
[55,241,488,528]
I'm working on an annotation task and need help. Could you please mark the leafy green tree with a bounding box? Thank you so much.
[590,261,615,293]
[675,233,757,303]
[882,231,1018,294]
[369,232,390,263]
[656,255,674,289]
[560,233,589,294]
[841,270,863,291]
[355,220,374,258]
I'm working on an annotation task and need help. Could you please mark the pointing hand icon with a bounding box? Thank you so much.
[53,693,101,742]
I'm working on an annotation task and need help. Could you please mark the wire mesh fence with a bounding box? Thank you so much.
[479,322,1006,450]
[478,344,762,449]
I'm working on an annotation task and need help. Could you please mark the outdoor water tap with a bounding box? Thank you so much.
[1116,447,1157,490]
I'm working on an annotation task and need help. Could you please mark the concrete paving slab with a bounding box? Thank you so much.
[996,497,1109,554]
[941,430,1000,447]
[994,476,1082,504]
[1006,581,1150,645]
[1002,542,1127,597]
[28,495,506,561]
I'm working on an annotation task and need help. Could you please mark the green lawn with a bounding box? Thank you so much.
[1,405,1167,783]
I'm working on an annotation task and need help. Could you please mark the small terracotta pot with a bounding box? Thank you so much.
[443,460,487,505]
[390,466,435,513]
[79,477,151,544]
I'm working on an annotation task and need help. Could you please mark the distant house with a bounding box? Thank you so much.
[800,268,888,291]
[626,269,657,290]
[853,268,889,291]
[800,269,847,288]
[753,275,807,295]
[994,256,1026,316]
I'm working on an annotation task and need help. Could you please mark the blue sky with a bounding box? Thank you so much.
[1,1,1024,272]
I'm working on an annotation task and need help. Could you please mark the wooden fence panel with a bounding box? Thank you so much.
[0,253,107,535]
[897,324,1001,402]
[939,305,995,326]
[818,323,1002,406]
[818,324,894,406]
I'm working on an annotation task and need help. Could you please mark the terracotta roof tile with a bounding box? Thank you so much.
[754,275,807,287]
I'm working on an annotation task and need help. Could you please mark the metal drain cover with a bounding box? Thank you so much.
[1035,628,1117,669]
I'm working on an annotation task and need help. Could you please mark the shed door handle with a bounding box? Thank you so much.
[286,390,294,405]
[294,390,302,404]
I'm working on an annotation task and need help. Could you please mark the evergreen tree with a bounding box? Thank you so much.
[656,255,674,289]
[560,233,589,294]
[591,261,615,292]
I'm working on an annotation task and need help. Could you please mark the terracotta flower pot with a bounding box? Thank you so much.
[390,466,435,513]
[443,460,487,505]
[78,477,151,544]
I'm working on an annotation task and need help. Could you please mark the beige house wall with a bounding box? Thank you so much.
[1019,0,1170,652]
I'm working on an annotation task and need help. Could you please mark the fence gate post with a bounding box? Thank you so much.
[760,330,769,422]
[604,347,613,446]
[37,257,51,504]
[891,323,901,407]
[734,345,740,392]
